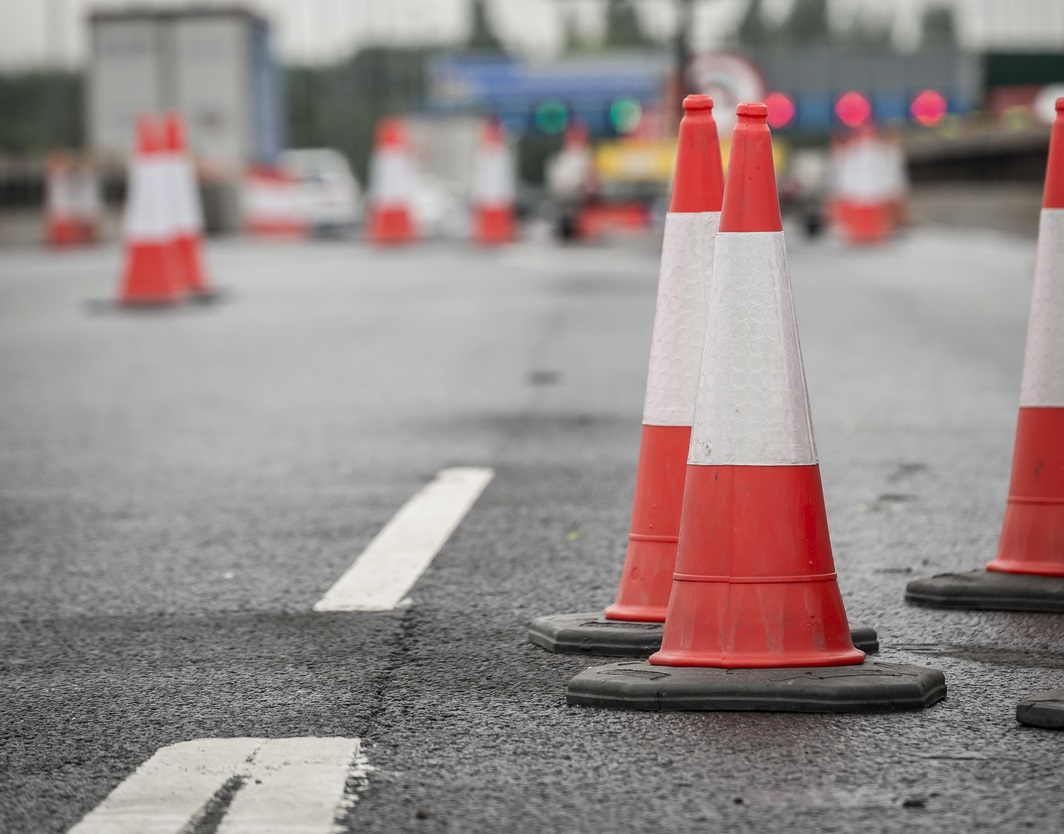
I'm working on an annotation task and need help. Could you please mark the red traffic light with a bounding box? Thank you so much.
[911,89,948,126]
[835,91,872,128]
[765,92,796,129]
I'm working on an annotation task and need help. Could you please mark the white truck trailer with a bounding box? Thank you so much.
[86,7,284,172]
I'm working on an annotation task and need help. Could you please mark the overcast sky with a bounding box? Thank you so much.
[1,0,1062,68]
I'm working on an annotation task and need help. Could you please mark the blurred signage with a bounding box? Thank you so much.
[686,51,767,135]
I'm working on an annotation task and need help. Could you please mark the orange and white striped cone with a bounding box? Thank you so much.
[834,129,895,245]
[44,151,79,248]
[528,95,723,654]
[907,98,1064,612]
[163,112,217,301]
[367,118,418,246]
[471,118,516,245]
[116,116,184,307]
[529,97,878,657]
[568,104,945,711]
[243,165,307,238]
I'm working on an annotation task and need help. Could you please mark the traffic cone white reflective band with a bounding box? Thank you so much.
[370,148,417,207]
[643,211,720,426]
[473,144,515,207]
[124,151,173,244]
[1020,208,1064,407]
[687,230,817,466]
[166,152,203,236]
[46,165,75,222]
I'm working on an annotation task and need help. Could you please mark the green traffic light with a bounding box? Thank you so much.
[609,96,642,133]
[535,100,569,135]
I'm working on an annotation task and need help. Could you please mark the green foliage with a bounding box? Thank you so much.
[0,69,83,153]
[468,0,505,52]
[286,47,429,180]
[603,0,654,49]
[847,7,893,47]
[736,0,771,47]
[921,6,957,47]
[784,0,831,45]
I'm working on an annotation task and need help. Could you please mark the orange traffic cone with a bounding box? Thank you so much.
[471,118,516,245]
[45,151,79,248]
[117,116,184,307]
[568,104,945,712]
[163,112,216,301]
[907,97,1064,611]
[833,128,895,245]
[367,118,418,245]
[528,95,726,656]
[528,96,877,658]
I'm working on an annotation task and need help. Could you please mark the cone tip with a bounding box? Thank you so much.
[683,94,713,112]
[1057,96,1064,114]
[736,102,769,120]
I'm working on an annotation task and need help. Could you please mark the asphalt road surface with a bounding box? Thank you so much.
[2,225,1063,833]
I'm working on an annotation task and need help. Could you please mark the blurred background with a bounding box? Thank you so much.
[1,0,1062,247]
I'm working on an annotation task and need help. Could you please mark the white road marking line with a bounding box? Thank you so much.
[314,467,495,612]
[68,738,364,834]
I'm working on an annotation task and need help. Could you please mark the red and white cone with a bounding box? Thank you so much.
[907,98,1064,611]
[471,118,516,245]
[243,165,307,238]
[117,116,184,307]
[568,104,944,711]
[162,112,214,299]
[526,95,725,656]
[606,94,724,623]
[832,129,895,245]
[45,151,79,248]
[367,118,418,246]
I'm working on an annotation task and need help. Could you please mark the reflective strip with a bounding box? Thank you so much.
[123,158,172,242]
[370,149,417,206]
[688,231,818,466]
[163,153,204,234]
[1020,209,1064,407]
[473,148,516,205]
[642,212,719,426]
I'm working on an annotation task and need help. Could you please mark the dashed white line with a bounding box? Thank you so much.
[314,466,495,612]
[68,737,365,834]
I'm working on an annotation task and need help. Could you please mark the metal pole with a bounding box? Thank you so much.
[674,0,694,113]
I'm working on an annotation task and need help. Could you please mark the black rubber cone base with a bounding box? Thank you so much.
[906,569,1064,612]
[1017,688,1064,729]
[566,660,946,713]
[189,287,229,304]
[528,613,879,657]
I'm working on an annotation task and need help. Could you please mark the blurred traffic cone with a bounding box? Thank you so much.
[367,118,418,245]
[471,118,516,245]
[530,97,876,658]
[568,104,945,712]
[243,164,307,238]
[117,116,184,306]
[907,98,1064,612]
[45,151,79,248]
[163,112,216,300]
[833,129,894,245]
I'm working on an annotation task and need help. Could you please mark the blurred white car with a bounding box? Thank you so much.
[280,148,362,235]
